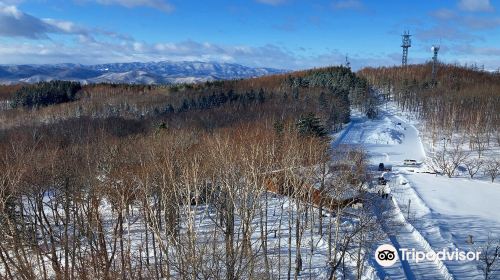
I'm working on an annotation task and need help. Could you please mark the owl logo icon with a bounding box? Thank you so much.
[375,244,398,267]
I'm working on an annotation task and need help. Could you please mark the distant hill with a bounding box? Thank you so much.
[0,61,287,85]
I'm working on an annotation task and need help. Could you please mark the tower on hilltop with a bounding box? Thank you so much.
[431,45,440,81]
[401,31,412,66]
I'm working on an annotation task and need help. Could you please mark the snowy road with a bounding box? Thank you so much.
[333,107,500,280]
[333,111,450,279]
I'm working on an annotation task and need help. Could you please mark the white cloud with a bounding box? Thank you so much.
[0,6,422,70]
[88,0,174,12]
[430,6,500,31]
[0,4,51,38]
[431,8,456,20]
[0,0,24,5]
[0,3,95,39]
[416,24,481,43]
[1,0,498,70]
[0,3,137,45]
[458,0,494,12]
[462,16,500,29]
[42,18,88,34]
[0,36,403,70]
[455,44,500,56]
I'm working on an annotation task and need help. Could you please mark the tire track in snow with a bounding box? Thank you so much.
[372,190,451,280]
[379,111,455,279]
[371,193,415,280]
[386,109,483,279]
[391,172,485,279]
[331,119,358,148]
[336,110,452,279]
[389,194,454,280]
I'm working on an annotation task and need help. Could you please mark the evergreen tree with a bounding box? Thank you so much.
[296,113,328,138]
[11,81,81,108]
[318,92,328,110]
[178,99,190,112]
[258,88,265,103]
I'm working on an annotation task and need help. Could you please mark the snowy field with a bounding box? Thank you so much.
[335,105,500,279]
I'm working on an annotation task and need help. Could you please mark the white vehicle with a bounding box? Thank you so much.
[404,159,417,165]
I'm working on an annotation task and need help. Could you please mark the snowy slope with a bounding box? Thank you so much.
[335,105,500,279]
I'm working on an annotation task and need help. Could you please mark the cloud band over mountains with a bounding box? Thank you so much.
[0,0,499,70]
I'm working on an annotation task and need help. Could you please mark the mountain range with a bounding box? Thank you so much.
[0,61,287,85]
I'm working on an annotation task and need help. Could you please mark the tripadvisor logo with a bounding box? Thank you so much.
[375,244,481,267]
[375,244,398,267]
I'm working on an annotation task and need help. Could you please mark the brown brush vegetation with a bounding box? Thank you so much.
[359,63,500,147]
[0,66,382,279]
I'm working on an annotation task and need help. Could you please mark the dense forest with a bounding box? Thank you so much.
[11,81,82,109]
[0,67,381,280]
[0,67,374,131]
[359,63,500,149]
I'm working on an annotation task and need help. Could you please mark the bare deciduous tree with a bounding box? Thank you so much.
[463,158,484,179]
[476,235,500,280]
[484,160,500,183]
[432,143,469,178]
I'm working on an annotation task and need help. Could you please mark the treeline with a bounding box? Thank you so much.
[359,63,500,147]
[1,66,370,132]
[11,81,82,108]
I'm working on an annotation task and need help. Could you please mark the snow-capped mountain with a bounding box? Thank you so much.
[0,61,287,85]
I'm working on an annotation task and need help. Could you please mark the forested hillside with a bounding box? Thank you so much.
[0,67,378,279]
[359,64,500,147]
[0,66,371,130]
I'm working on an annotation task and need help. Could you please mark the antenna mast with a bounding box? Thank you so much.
[345,54,351,69]
[401,30,412,66]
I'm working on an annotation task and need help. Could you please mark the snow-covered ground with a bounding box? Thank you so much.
[335,105,500,279]
[5,193,377,279]
[3,101,498,280]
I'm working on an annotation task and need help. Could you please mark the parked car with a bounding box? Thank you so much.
[404,159,417,165]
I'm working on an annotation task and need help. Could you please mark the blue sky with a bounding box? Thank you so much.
[0,0,499,70]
